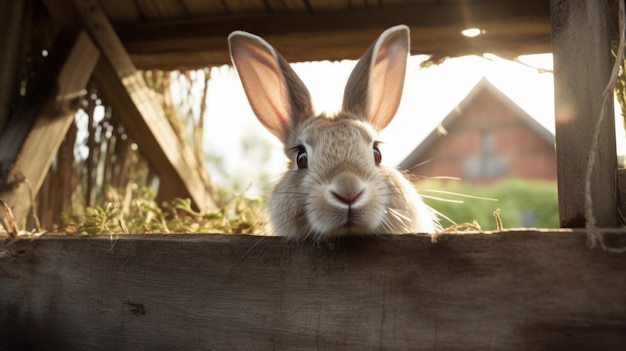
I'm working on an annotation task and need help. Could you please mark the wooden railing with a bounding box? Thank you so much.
[1,231,625,350]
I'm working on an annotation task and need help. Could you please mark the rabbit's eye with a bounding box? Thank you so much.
[373,144,382,166]
[296,147,308,169]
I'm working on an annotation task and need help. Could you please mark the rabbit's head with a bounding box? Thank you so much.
[229,25,439,241]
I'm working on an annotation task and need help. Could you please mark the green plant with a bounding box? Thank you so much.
[418,178,559,231]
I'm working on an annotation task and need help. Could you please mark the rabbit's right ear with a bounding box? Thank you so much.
[342,25,410,131]
[229,31,313,143]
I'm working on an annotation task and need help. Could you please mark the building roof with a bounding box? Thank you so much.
[397,77,554,170]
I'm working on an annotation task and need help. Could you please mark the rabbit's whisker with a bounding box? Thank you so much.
[420,194,465,204]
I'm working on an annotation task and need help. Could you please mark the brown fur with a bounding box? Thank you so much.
[229,26,440,241]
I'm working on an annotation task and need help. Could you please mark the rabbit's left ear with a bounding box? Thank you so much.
[229,31,313,144]
[342,25,410,131]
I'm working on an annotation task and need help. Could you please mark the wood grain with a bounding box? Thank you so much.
[551,0,619,227]
[1,230,625,350]
[0,29,99,225]
[0,0,24,134]
[113,0,550,69]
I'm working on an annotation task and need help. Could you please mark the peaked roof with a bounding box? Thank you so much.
[398,77,554,170]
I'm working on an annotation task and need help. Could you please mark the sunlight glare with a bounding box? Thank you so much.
[461,28,484,37]
[197,53,623,193]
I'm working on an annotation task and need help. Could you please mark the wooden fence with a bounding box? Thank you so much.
[1,231,626,350]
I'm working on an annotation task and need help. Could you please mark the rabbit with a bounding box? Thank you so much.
[228,25,440,241]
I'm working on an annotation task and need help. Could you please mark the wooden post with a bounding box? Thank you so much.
[551,0,619,227]
[0,29,99,226]
[0,0,25,134]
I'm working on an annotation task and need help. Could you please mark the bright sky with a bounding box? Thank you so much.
[199,54,625,193]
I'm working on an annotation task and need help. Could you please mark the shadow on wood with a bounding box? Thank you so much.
[0,29,99,225]
[42,0,216,212]
[1,231,625,350]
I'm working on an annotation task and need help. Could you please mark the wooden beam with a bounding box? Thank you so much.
[1,231,626,349]
[43,0,216,211]
[113,0,551,69]
[0,29,99,226]
[0,0,25,134]
[551,0,619,227]
[618,169,626,215]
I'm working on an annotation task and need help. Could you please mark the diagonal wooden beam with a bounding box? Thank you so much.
[0,29,99,225]
[43,0,216,211]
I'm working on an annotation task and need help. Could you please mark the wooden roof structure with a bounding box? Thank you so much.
[51,0,551,69]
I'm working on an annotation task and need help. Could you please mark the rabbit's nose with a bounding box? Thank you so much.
[331,190,363,206]
[328,172,366,206]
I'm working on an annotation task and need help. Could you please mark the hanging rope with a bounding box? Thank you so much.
[585,0,626,252]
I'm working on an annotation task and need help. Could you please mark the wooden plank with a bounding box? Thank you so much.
[617,168,626,215]
[131,30,550,70]
[1,230,626,350]
[181,0,227,16]
[99,0,142,22]
[309,0,350,11]
[223,0,267,12]
[551,0,619,227]
[0,0,24,134]
[43,0,216,211]
[0,29,99,226]
[134,0,190,20]
[264,0,309,12]
[115,0,550,69]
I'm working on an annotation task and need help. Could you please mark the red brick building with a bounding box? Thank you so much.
[398,78,556,184]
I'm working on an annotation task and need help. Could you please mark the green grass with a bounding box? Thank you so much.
[418,178,559,231]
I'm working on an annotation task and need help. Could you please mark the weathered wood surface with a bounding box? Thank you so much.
[0,0,24,134]
[618,169,626,216]
[1,231,625,350]
[0,29,99,225]
[551,0,620,227]
[114,0,551,69]
[42,0,216,211]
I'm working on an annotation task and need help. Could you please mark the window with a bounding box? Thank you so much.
[463,131,509,180]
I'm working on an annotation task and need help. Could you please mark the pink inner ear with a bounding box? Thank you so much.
[247,59,290,134]
[367,28,409,130]
[230,34,291,140]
